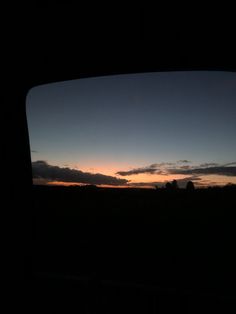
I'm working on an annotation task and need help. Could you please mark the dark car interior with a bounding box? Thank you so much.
[6,3,236,313]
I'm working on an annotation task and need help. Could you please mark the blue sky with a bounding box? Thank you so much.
[26,71,236,187]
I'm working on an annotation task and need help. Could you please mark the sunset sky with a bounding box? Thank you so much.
[27,71,236,188]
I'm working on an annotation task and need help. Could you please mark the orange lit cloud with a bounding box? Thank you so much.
[46,181,85,187]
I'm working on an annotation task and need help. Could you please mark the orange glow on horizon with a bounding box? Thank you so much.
[33,167,236,188]
[69,161,144,177]
[199,175,236,186]
[69,164,195,184]
[46,181,85,186]
[124,173,190,184]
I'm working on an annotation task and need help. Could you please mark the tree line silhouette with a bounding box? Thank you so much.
[166,179,195,191]
[155,180,195,191]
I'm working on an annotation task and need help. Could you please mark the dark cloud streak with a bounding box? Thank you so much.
[170,166,236,176]
[199,162,219,167]
[116,167,157,176]
[32,161,129,185]
[116,162,176,176]
[117,161,236,177]
[225,162,236,166]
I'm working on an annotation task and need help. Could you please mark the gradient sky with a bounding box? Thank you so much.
[26,71,236,188]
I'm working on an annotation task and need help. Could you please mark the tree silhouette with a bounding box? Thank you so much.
[186,181,195,191]
[165,180,179,190]
[223,183,236,190]
[172,179,178,190]
[165,182,172,190]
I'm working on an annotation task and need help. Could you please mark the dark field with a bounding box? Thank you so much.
[30,185,236,297]
[32,186,236,293]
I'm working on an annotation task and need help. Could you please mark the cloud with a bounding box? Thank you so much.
[31,150,38,153]
[116,166,158,176]
[169,166,236,177]
[224,162,236,166]
[179,165,191,169]
[116,162,176,176]
[127,182,164,188]
[117,159,236,178]
[199,162,219,167]
[153,162,176,166]
[32,160,129,185]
